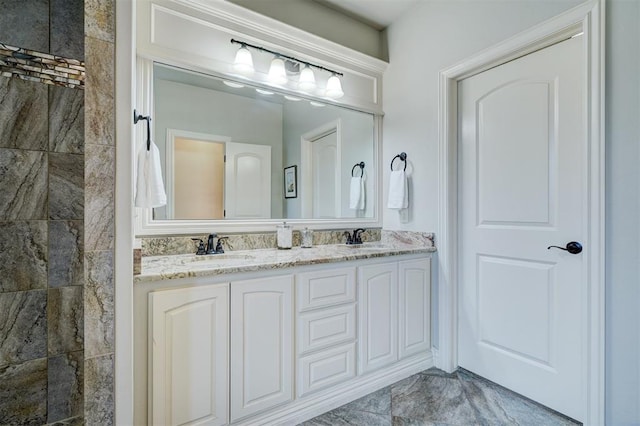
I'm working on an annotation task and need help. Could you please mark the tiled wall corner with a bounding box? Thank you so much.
[84,0,116,423]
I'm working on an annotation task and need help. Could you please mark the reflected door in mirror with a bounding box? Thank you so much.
[225,142,272,219]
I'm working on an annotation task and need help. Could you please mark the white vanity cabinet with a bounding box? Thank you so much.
[142,254,432,426]
[149,284,230,426]
[358,257,431,374]
[230,275,294,421]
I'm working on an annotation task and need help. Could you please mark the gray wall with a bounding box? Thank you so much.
[228,0,385,60]
[605,1,640,423]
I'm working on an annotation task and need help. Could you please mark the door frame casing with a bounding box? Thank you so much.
[436,1,605,424]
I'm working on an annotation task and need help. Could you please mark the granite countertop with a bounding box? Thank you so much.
[135,233,436,283]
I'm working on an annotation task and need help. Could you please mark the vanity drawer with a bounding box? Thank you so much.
[297,343,356,398]
[297,267,356,311]
[298,304,356,355]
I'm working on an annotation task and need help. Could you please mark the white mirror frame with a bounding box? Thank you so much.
[135,57,383,236]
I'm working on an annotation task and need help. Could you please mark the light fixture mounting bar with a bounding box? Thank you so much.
[230,38,344,77]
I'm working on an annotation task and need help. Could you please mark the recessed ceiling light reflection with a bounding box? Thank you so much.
[223,80,245,88]
[256,88,275,95]
[284,95,302,101]
[310,101,325,107]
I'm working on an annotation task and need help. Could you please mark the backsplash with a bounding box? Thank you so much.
[141,228,383,256]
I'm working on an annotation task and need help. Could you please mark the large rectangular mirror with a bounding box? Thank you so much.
[150,62,377,223]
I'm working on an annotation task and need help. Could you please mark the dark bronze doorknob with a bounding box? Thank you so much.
[547,241,582,254]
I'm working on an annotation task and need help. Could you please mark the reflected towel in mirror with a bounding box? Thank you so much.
[350,176,365,210]
[135,141,167,208]
[387,170,408,209]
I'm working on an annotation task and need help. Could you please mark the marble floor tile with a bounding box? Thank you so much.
[341,386,392,415]
[456,369,579,426]
[300,407,392,426]
[300,368,580,426]
[391,373,479,425]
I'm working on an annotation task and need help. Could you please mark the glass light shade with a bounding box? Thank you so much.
[268,57,288,85]
[233,46,254,75]
[298,65,316,92]
[325,74,344,99]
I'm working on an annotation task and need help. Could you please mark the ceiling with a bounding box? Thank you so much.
[315,0,420,29]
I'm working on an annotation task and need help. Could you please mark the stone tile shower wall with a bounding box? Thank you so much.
[0,0,116,425]
[0,0,85,424]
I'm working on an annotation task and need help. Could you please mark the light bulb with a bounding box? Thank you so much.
[325,74,344,99]
[268,57,288,85]
[298,65,316,92]
[233,45,254,75]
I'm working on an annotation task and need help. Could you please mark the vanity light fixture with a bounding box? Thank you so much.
[256,88,275,95]
[233,44,254,75]
[223,80,245,88]
[268,56,288,85]
[230,38,344,96]
[298,65,316,92]
[325,73,344,99]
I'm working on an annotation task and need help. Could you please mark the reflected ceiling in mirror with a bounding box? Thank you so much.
[152,63,376,221]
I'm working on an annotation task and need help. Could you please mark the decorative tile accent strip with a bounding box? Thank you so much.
[0,44,84,89]
[141,228,383,257]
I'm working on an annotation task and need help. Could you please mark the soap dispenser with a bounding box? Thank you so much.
[277,222,292,249]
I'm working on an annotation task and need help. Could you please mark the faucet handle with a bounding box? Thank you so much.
[215,237,229,253]
[344,231,354,245]
[191,238,206,255]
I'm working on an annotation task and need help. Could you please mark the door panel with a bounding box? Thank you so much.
[477,82,553,226]
[458,37,584,421]
[225,141,271,219]
[399,258,431,359]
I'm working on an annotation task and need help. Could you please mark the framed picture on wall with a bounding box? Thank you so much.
[284,165,297,199]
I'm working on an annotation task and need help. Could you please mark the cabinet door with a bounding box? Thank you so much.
[149,284,229,426]
[358,262,398,374]
[230,275,294,421]
[399,258,431,359]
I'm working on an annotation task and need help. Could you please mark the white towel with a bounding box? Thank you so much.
[135,141,167,208]
[349,176,365,210]
[387,170,408,209]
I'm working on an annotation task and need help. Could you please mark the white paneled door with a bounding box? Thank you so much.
[458,37,585,421]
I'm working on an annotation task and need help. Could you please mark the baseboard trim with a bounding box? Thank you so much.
[234,351,434,425]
